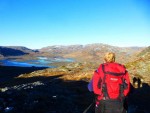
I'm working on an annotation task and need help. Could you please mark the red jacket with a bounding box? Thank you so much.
[92,62,130,100]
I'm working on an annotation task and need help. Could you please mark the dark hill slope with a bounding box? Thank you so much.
[0,46,39,58]
[5,46,37,53]
[0,46,28,57]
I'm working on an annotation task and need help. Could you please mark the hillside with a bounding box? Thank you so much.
[0,44,144,66]
[0,62,95,113]
[137,46,150,57]
[0,46,36,57]
[126,46,150,84]
[0,46,28,57]
[40,43,144,64]
[0,46,41,61]
[5,46,39,53]
[0,45,150,113]
[0,57,150,113]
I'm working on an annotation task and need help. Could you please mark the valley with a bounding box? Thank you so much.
[0,44,150,113]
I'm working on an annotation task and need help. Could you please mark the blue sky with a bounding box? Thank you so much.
[0,0,149,49]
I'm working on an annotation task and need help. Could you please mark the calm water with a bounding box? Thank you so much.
[0,57,74,68]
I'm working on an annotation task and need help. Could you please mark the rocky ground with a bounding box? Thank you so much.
[0,63,95,113]
[0,62,150,113]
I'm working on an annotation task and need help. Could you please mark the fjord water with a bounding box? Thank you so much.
[0,57,74,68]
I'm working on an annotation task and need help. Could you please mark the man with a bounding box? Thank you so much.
[92,52,130,113]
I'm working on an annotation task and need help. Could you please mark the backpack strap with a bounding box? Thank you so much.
[102,64,110,99]
[119,80,125,100]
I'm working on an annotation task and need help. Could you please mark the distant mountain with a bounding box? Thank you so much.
[5,46,38,53]
[39,43,144,64]
[40,45,83,54]
[0,44,146,64]
[0,46,36,57]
